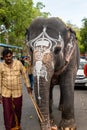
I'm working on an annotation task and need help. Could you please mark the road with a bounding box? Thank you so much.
[0,85,87,130]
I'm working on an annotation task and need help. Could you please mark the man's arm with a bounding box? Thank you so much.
[20,61,32,94]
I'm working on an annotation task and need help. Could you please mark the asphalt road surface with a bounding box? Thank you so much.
[0,85,87,130]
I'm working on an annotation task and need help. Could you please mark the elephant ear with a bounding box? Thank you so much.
[64,27,77,62]
[66,26,77,40]
[25,28,30,42]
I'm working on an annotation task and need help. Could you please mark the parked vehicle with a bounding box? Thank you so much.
[75,58,87,87]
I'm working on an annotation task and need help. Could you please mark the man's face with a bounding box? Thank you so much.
[4,53,13,64]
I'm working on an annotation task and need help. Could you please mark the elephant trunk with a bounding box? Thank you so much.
[34,70,53,130]
[33,45,54,129]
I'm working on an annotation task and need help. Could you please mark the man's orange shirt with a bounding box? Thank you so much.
[0,60,30,98]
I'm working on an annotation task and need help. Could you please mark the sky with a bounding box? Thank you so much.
[33,0,87,28]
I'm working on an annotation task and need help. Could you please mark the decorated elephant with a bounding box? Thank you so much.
[26,17,80,130]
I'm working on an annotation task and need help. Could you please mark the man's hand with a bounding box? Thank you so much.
[27,87,32,94]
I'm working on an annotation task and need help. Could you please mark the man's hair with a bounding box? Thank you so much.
[2,49,13,57]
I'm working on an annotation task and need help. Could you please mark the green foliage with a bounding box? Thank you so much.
[80,18,87,52]
[0,0,49,48]
[32,2,50,18]
[67,20,87,54]
[79,44,85,53]
[0,0,11,27]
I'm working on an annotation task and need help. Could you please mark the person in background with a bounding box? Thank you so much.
[20,56,25,66]
[84,63,87,77]
[0,49,32,130]
[24,55,34,91]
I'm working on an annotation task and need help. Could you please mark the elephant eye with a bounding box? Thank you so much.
[54,46,61,54]
[30,47,33,52]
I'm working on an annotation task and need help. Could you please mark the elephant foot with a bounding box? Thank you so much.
[59,127,76,130]
[50,117,58,130]
[59,119,76,130]
[41,121,58,130]
[51,125,58,130]
[49,113,56,127]
[40,121,51,130]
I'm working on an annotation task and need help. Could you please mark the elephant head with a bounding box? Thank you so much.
[26,17,80,130]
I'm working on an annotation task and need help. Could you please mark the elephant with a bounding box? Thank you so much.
[25,17,80,130]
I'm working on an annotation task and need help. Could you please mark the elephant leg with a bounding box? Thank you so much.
[40,121,52,130]
[34,77,52,130]
[59,119,76,130]
[58,69,77,129]
[59,126,77,130]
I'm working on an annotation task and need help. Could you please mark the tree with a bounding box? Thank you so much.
[0,0,11,27]
[32,2,50,19]
[0,0,50,48]
[0,0,33,45]
[80,18,87,52]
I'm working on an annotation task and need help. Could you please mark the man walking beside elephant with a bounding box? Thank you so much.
[0,49,32,130]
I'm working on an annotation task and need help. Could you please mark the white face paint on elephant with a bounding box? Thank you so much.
[33,39,52,100]
[28,27,65,101]
[34,60,48,100]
